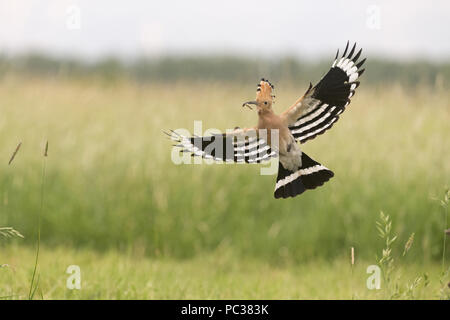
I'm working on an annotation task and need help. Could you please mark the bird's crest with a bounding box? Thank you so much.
[256,78,275,103]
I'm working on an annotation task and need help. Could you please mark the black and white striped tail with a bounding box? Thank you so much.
[274,153,334,199]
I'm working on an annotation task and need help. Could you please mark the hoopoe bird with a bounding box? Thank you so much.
[167,42,366,199]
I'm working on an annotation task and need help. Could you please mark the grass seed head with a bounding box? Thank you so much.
[403,233,415,256]
[8,142,22,165]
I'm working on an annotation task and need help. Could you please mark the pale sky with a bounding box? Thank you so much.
[0,0,449,61]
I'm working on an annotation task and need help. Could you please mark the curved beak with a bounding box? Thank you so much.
[242,100,258,110]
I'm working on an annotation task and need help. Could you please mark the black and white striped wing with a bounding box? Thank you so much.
[167,129,277,163]
[288,42,366,144]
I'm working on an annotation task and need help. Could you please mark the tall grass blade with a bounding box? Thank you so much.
[441,189,449,273]
[8,142,22,165]
[28,141,48,300]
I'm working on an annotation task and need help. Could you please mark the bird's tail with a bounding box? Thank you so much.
[274,152,334,199]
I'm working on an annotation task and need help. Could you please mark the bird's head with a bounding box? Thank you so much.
[242,78,275,112]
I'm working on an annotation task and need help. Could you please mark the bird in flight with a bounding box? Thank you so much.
[167,42,366,199]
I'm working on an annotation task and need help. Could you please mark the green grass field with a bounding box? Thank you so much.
[0,245,447,299]
[0,76,449,299]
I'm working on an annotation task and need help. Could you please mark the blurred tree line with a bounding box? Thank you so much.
[0,52,448,88]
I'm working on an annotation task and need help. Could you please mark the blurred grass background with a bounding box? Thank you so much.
[1,53,449,87]
[0,55,448,267]
[0,244,445,299]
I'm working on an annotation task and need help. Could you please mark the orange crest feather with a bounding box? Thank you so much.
[256,78,275,103]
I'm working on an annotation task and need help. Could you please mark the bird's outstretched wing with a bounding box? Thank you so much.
[166,127,277,163]
[282,42,366,144]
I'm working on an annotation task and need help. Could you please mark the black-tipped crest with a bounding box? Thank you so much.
[257,78,274,90]
[255,78,275,104]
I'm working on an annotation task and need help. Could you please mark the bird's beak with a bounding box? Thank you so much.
[242,100,258,110]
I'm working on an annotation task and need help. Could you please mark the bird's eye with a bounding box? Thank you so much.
[264,101,268,105]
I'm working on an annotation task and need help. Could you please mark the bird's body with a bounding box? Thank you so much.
[255,104,301,171]
[167,42,366,199]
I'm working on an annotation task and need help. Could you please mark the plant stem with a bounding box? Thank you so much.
[28,142,47,300]
[443,200,448,273]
